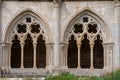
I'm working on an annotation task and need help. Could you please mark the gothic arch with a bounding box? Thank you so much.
[61,9,110,69]
[63,9,111,43]
[4,9,53,69]
[4,9,52,43]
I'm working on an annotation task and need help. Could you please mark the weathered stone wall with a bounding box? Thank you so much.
[1,1,115,42]
[0,0,120,76]
[60,1,114,42]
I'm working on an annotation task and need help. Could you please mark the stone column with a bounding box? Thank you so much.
[0,43,3,77]
[33,43,37,69]
[60,43,64,68]
[1,43,7,77]
[46,43,54,69]
[64,43,68,68]
[106,43,114,70]
[114,0,120,68]
[103,43,107,69]
[77,43,81,69]
[20,43,24,69]
[60,42,68,69]
[90,43,94,69]
[8,43,12,69]
[1,44,5,70]
[53,1,61,68]
[0,0,1,41]
[0,1,2,77]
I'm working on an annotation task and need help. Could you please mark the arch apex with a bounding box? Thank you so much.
[63,8,112,43]
[4,9,52,43]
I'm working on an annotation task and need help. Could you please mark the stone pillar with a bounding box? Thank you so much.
[46,43,54,69]
[0,0,2,77]
[60,43,64,68]
[20,43,24,69]
[103,43,107,69]
[90,43,94,69]
[103,43,114,70]
[1,43,7,77]
[60,42,68,69]
[0,43,1,78]
[33,43,37,69]
[77,43,81,69]
[53,1,61,68]
[8,43,12,69]
[0,0,1,42]
[1,44,5,70]
[114,0,120,68]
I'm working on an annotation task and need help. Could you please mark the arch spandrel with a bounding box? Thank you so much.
[63,9,112,43]
[4,9,52,43]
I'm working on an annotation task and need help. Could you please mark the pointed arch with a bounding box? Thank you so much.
[11,35,21,68]
[24,34,33,68]
[67,35,78,68]
[4,9,53,69]
[62,9,109,69]
[63,9,111,43]
[80,34,90,68]
[4,9,52,43]
[93,35,104,69]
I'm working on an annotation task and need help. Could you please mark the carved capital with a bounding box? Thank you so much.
[46,42,54,46]
[20,42,25,49]
[6,42,12,47]
[90,42,94,49]
[115,0,120,4]
[77,42,81,46]
[53,0,61,8]
[114,0,120,7]
[31,34,38,44]
[18,35,26,44]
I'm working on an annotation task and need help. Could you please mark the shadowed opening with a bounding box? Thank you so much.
[80,34,90,68]
[11,35,21,68]
[68,35,78,68]
[36,35,46,68]
[24,34,33,68]
[93,35,104,69]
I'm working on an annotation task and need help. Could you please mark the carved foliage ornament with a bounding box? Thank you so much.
[68,15,103,44]
[11,15,45,44]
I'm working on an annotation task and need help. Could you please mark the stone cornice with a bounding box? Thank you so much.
[114,3,120,7]
[114,0,120,7]
[3,0,114,2]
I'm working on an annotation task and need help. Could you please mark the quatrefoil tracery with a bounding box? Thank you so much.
[68,16,102,42]
[11,16,45,43]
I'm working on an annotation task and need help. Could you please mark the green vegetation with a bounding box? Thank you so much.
[45,69,120,80]
[45,72,79,80]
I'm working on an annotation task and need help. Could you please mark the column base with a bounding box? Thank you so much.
[103,66,108,69]
[8,66,11,70]
[77,66,81,69]
[46,65,53,69]
[90,66,94,70]
[33,66,37,69]
[20,66,24,69]
[53,66,61,69]
[61,66,68,69]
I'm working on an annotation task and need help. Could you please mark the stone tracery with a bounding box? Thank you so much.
[67,14,104,69]
[10,15,47,68]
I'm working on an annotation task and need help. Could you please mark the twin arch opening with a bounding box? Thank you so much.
[9,10,105,69]
[11,34,46,68]
[11,15,46,68]
[67,14,104,69]
[68,34,104,69]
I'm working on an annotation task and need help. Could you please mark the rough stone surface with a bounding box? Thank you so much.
[0,0,120,77]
